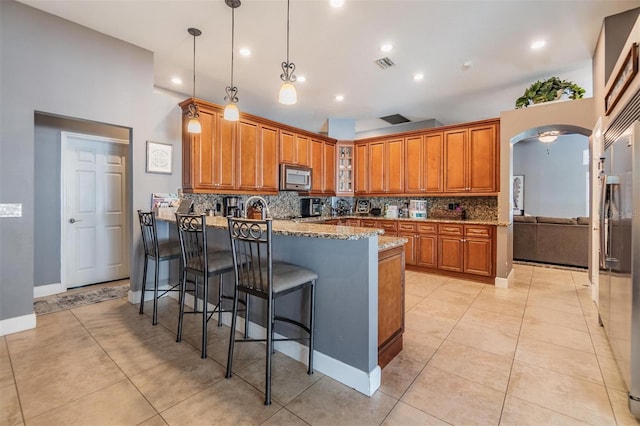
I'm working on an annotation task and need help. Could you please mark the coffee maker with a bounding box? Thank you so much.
[223,196,240,217]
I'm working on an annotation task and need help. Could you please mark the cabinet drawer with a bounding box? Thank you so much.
[438,224,463,236]
[417,223,437,234]
[464,225,491,238]
[360,219,378,228]
[378,220,398,232]
[398,222,416,232]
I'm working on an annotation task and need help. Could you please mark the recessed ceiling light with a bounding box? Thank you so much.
[462,61,473,70]
[239,48,251,56]
[330,0,345,8]
[171,76,183,85]
[297,75,307,82]
[335,94,344,102]
[413,73,424,81]
[531,40,546,50]
[380,43,393,53]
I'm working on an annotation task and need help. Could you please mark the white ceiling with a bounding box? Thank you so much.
[18,0,639,135]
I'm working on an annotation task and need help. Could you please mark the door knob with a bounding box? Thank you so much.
[69,218,81,223]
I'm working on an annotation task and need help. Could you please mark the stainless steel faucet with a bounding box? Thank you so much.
[243,195,270,219]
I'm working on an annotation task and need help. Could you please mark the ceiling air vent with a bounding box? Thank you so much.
[374,57,395,69]
[380,114,410,125]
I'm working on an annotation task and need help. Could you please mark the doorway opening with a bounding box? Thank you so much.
[33,112,132,298]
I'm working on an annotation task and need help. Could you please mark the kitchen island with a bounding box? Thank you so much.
[157,214,405,396]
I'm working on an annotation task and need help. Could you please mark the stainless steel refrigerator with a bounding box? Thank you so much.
[598,120,639,418]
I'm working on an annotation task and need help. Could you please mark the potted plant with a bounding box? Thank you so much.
[515,76,585,108]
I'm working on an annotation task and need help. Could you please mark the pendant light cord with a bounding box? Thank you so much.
[286,0,290,64]
[192,32,196,99]
[230,7,235,89]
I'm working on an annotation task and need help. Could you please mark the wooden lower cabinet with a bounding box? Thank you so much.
[378,244,405,368]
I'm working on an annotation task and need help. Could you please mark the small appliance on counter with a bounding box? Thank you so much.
[409,200,427,219]
[385,205,399,218]
[300,198,322,217]
[223,196,241,217]
[356,199,370,215]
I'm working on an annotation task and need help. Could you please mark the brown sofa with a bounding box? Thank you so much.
[513,216,589,268]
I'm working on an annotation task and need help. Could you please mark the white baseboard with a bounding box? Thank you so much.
[33,283,64,298]
[159,291,381,396]
[128,282,176,305]
[495,268,514,288]
[0,313,36,336]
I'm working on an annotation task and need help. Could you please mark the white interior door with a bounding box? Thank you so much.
[62,132,130,289]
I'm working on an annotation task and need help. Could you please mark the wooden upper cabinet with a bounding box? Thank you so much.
[369,141,385,193]
[405,133,442,194]
[309,139,336,195]
[310,138,323,193]
[279,131,309,167]
[260,124,279,192]
[443,121,498,194]
[354,143,369,194]
[182,108,235,192]
[324,142,336,194]
[468,124,497,193]
[236,119,260,191]
[386,138,404,193]
[180,99,335,194]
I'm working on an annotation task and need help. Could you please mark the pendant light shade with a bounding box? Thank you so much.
[224,0,241,121]
[538,131,559,144]
[279,0,297,105]
[186,27,202,134]
[278,82,297,105]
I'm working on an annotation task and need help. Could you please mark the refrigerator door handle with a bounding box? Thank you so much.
[599,176,608,269]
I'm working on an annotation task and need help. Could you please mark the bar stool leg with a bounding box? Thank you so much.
[176,267,188,342]
[225,285,239,379]
[265,297,274,405]
[139,254,149,315]
[152,258,160,325]
[218,275,223,326]
[308,280,316,374]
[201,276,208,359]
[244,294,249,338]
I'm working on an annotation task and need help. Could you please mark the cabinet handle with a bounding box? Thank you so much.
[444,227,457,232]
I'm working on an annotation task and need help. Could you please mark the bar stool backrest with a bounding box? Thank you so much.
[227,218,272,297]
[138,211,160,259]
[176,214,208,273]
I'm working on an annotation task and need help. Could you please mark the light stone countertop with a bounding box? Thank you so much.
[157,214,382,241]
[378,236,408,251]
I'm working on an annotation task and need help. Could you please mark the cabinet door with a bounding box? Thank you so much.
[310,139,324,193]
[236,119,260,190]
[398,232,416,265]
[438,236,463,272]
[190,111,215,189]
[369,141,385,193]
[280,130,296,164]
[443,129,467,193]
[468,124,497,193]
[416,234,437,268]
[378,247,404,352]
[386,138,404,193]
[296,135,310,167]
[344,219,361,227]
[424,132,443,193]
[354,144,368,194]
[260,124,279,191]
[324,142,336,194]
[405,135,423,193]
[464,238,492,276]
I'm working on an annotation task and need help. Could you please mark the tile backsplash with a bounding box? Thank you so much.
[185,192,498,221]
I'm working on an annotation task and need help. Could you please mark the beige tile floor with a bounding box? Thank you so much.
[2,265,640,425]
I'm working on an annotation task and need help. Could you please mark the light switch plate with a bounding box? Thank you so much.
[0,203,22,217]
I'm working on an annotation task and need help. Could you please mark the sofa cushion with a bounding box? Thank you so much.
[514,216,537,223]
[536,216,577,225]
[576,217,590,225]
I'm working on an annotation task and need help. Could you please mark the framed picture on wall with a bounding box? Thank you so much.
[146,141,173,174]
[512,175,524,215]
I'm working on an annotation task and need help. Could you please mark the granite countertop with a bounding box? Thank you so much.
[157,214,382,241]
[378,236,408,250]
[314,215,508,227]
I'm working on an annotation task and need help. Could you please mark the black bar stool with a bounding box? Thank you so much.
[175,213,247,359]
[137,210,182,325]
[226,217,317,405]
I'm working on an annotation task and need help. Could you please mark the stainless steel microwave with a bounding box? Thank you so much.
[280,164,312,191]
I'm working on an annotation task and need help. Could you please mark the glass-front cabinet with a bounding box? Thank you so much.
[336,141,354,195]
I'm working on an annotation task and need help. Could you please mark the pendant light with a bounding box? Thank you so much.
[186,27,202,134]
[223,0,241,121]
[278,0,297,105]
